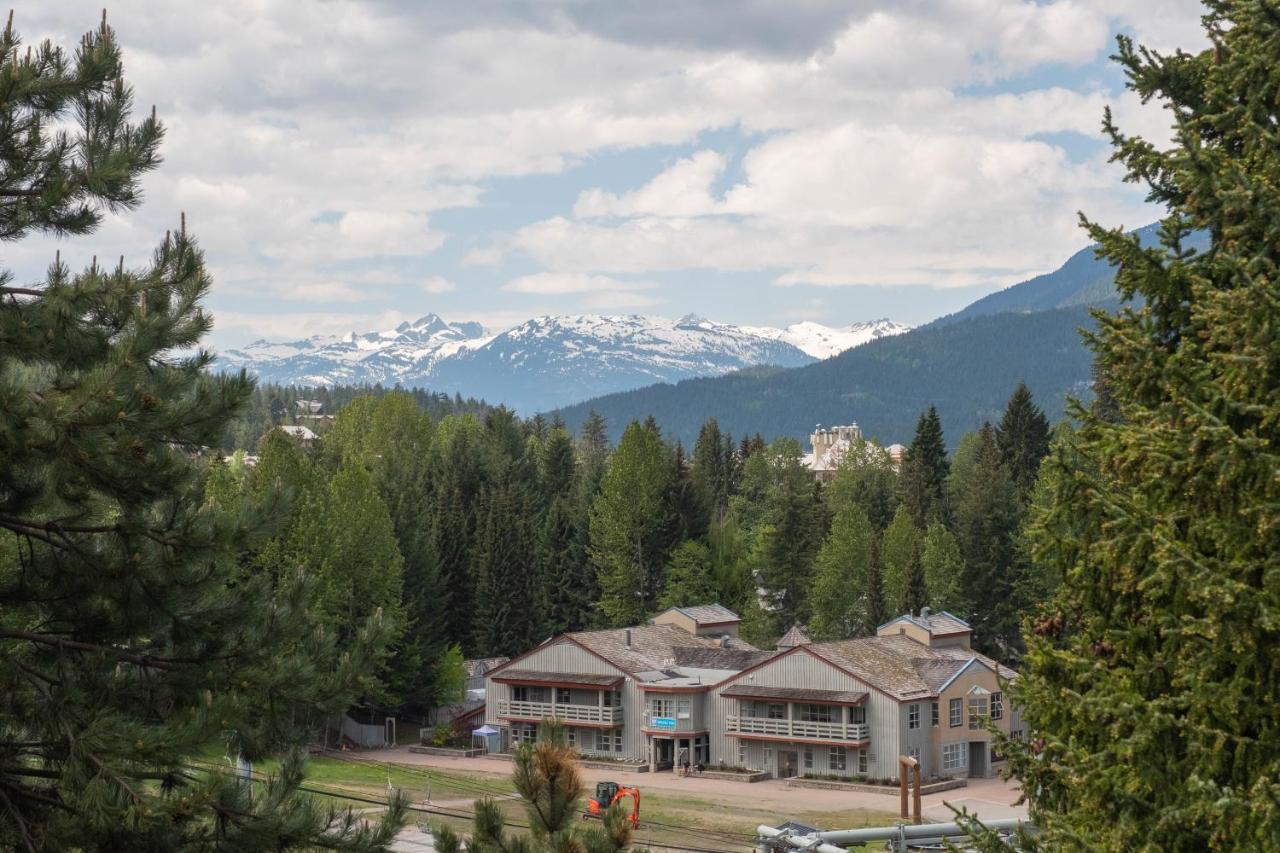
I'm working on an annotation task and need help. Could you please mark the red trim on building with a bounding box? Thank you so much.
[639,685,710,694]
[492,675,623,689]
[641,729,709,737]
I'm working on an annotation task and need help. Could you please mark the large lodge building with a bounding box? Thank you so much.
[483,604,1021,781]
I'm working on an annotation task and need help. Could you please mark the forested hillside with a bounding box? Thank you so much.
[555,307,1096,446]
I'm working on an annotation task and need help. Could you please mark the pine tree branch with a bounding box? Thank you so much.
[0,785,36,853]
[0,629,182,670]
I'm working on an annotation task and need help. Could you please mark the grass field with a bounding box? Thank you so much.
[190,749,898,851]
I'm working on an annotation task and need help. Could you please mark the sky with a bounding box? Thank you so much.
[11,1,1209,349]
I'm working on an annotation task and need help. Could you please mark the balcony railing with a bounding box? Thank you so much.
[725,715,869,743]
[497,700,623,726]
[643,713,701,732]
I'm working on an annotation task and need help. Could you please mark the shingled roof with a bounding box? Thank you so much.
[566,623,751,676]
[879,609,972,637]
[671,646,773,671]
[807,634,1015,701]
[777,625,811,649]
[669,603,741,624]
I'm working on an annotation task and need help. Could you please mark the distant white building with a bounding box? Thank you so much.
[802,423,862,482]
[277,424,317,443]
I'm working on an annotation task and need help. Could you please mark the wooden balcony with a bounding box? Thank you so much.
[497,700,623,727]
[725,715,869,744]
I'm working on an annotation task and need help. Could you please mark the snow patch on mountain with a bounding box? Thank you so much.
[216,313,910,412]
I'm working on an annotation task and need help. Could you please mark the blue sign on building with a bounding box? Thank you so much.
[652,717,676,730]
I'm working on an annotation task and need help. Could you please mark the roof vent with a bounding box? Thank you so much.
[920,606,931,620]
[719,635,731,648]
[625,629,632,647]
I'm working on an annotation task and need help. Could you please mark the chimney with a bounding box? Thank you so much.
[625,629,631,647]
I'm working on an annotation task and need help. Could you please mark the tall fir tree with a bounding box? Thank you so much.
[691,418,732,514]
[473,482,541,657]
[0,16,403,848]
[754,440,824,631]
[589,421,673,626]
[541,493,594,634]
[948,424,1021,656]
[995,4,1280,847]
[863,539,886,636]
[808,504,874,641]
[658,540,718,609]
[995,381,1051,499]
[899,406,949,526]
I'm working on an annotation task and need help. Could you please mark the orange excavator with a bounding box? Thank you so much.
[584,781,641,829]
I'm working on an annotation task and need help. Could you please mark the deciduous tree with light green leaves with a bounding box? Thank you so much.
[808,504,874,641]
[879,505,920,617]
[992,3,1280,848]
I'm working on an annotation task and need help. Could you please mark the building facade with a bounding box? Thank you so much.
[483,605,1020,781]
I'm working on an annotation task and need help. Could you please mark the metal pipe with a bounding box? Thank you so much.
[757,817,1033,846]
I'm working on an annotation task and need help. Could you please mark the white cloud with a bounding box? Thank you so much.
[502,273,656,295]
[13,0,1209,345]
[421,276,458,294]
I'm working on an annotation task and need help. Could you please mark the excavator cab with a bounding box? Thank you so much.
[591,782,619,813]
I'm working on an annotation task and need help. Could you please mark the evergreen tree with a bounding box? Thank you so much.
[808,504,874,641]
[692,418,732,513]
[754,440,824,630]
[658,540,717,609]
[899,406,949,526]
[997,6,1280,847]
[879,505,919,617]
[542,493,594,634]
[0,16,403,848]
[995,381,1051,498]
[920,522,966,615]
[904,540,928,616]
[473,483,541,657]
[863,539,886,635]
[589,421,672,626]
[947,424,1020,655]
[707,514,752,613]
[664,441,711,550]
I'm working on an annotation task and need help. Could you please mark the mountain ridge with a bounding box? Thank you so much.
[216,313,910,412]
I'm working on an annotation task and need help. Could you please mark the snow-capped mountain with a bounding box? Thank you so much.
[217,313,910,412]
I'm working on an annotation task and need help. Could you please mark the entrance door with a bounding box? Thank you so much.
[968,741,987,778]
[777,750,799,779]
[655,737,675,770]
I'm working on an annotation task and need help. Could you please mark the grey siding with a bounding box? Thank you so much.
[709,651,903,779]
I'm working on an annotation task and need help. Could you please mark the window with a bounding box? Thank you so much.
[567,728,576,747]
[556,688,571,705]
[767,703,786,720]
[908,703,920,729]
[849,705,865,725]
[830,746,847,772]
[513,723,537,745]
[650,697,674,718]
[942,743,967,771]
[763,745,773,765]
[949,698,962,727]
[803,747,813,770]
[513,686,529,702]
[602,690,620,707]
[969,695,988,729]
[594,729,622,752]
[799,704,834,723]
[991,692,1003,721]
[931,702,939,727]
[677,698,692,719]
[857,750,868,774]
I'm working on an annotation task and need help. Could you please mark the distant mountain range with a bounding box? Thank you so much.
[217,314,910,412]
[555,223,1205,446]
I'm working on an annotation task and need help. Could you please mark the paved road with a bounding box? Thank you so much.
[357,746,1028,825]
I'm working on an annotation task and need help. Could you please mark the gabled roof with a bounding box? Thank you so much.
[803,634,1015,701]
[671,646,772,671]
[878,610,972,638]
[464,657,509,678]
[568,623,749,676]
